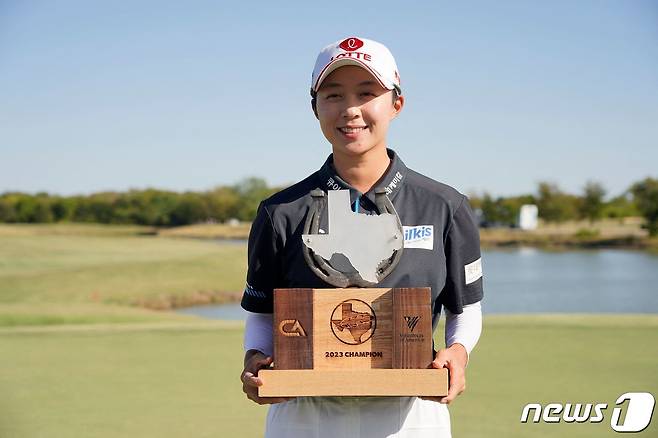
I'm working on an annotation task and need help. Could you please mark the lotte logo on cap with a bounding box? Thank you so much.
[339,37,364,52]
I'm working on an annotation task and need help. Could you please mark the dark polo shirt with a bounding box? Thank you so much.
[240,149,483,329]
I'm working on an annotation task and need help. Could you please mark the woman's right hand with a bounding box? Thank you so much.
[241,349,295,405]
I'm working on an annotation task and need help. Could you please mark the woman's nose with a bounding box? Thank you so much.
[341,101,361,119]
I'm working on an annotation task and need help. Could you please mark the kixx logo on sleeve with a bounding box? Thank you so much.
[464,258,482,285]
[520,392,655,433]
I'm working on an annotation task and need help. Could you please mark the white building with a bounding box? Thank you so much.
[518,204,538,230]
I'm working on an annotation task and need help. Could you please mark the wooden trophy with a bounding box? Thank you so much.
[258,190,448,397]
[258,287,448,396]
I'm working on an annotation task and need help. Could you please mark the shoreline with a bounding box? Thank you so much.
[158,227,658,252]
[154,220,658,252]
[3,222,655,252]
[130,290,244,311]
[479,232,658,251]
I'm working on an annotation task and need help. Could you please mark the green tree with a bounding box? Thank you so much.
[602,193,639,219]
[479,193,535,227]
[536,182,578,223]
[33,198,54,223]
[13,194,54,223]
[169,193,209,226]
[480,194,497,225]
[630,177,658,236]
[206,186,241,222]
[51,196,77,222]
[13,195,38,222]
[580,181,606,223]
[73,193,117,223]
[142,190,180,226]
[0,198,17,222]
[233,177,278,221]
[113,189,179,226]
[467,194,482,211]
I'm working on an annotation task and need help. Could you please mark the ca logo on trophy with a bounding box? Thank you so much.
[278,319,307,337]
[259,189,448,397]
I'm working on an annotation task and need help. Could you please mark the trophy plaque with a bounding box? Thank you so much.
[258,190,448,397]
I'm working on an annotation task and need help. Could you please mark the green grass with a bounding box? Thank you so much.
[157,222,251,239]
[0,322,266,438]
[0,303,200,327]
[0,226,246,319]
[0,223,156,237]
[0,316,656,438]
[449,315,658,437]
[1,224,656,436]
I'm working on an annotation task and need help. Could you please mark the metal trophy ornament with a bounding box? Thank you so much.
[258,189,448,397]
[302,188,404,287]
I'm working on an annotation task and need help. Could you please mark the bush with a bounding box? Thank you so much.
[574,228,600,239]
[631,178,658,236]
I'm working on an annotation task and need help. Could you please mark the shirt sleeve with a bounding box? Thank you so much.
[243,311,273,356]
[444,301,482,360]
[240,202,280,313]
[439,196,484,314]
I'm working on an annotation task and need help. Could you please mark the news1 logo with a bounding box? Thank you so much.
[521,392,655,433]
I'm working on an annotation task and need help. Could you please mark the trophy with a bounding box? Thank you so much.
[258,189,448,397]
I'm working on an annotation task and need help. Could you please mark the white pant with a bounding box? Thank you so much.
[265,396,451,438]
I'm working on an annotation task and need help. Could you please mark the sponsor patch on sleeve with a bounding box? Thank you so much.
[403,225,434,250]
[464,258,482,285]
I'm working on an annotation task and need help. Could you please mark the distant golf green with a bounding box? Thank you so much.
[0,224,656,437]
[0,224,245,325]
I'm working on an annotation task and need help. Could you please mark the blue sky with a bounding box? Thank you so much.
[1,1,657,198]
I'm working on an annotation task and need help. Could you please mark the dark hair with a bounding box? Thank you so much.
[310,87,401,118]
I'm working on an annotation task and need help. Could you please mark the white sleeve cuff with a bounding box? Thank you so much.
[444,301,482,358]
[243,311,273,357]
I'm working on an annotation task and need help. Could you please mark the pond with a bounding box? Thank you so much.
[176,248,658,320]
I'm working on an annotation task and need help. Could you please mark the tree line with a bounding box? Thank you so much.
[1,177,657,235]
[469,178,658,236]
[0,178,279,227]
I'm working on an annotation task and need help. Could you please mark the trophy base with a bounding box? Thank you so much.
[258,369,448,397]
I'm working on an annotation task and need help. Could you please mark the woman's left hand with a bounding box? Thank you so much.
[422,343,468,404]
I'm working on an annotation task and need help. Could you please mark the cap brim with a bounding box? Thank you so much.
[313,58,393,92]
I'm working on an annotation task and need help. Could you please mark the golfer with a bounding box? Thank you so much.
[240,36,483,438]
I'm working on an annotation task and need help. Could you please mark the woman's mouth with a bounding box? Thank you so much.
[338,126,367,134]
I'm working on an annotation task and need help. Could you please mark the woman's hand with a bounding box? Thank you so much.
[422,343,468,404]
[240,349,295,405]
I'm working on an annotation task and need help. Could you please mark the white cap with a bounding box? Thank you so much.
[311,36,401,94]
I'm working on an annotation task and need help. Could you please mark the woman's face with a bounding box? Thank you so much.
[315,65,403,160]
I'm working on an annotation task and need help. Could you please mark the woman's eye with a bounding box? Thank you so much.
[326,94,340,99]
[360,91,376,97]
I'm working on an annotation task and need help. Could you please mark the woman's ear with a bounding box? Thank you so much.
[311,98,319,119]
[392,94,404,118]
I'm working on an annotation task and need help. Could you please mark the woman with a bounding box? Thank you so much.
[240,36,483,438]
